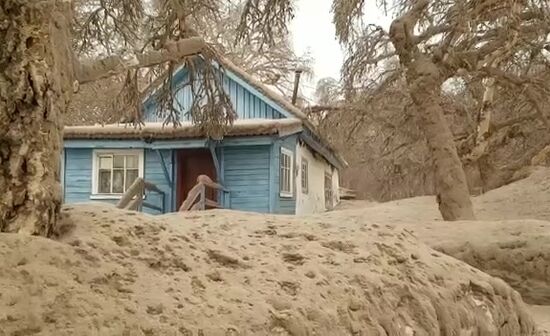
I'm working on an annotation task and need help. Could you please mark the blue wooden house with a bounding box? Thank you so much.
[62,58,345,215]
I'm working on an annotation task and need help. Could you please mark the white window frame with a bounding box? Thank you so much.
[279,148,294,198]
[301,158,309,194]
[91,149,144,199]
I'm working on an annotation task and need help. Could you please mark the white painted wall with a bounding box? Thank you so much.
[295,142,340,215]
[331,166,340,206]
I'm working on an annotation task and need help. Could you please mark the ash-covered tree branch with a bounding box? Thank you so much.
[75,37,207,84]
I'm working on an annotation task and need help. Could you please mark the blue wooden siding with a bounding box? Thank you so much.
[222,145,271,213]
[143,69,285,122]
[63,148,171,214]
[269,135,298,215]
[63,136,303,215]
[143,149,174,214]
[64,148,93,203]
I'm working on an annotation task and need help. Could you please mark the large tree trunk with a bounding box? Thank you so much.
[406,57,476,220]
[0,1,74,235]
[388,2,475,221]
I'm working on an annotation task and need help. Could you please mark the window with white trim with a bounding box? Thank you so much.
[92,150,144,196]
[279,148,293,197]
[301,158,308,194]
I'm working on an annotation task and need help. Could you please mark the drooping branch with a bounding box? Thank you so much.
[492,112,539,132]
[312,104,415,138]
[480,67,550,131]
[113,70,141,124]
[236,0,294,48]
[74,0,146,55]
[524,86,550,131]
[470,0,522,160]
[146,46,237,138]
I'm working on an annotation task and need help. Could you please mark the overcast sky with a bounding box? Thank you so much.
[290,0,391,99]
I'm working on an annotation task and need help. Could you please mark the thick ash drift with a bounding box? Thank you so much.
[0,203,538,335]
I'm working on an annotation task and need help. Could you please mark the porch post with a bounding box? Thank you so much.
[155,149,172,213]
[208,141,227,207]
[208,141,223,185]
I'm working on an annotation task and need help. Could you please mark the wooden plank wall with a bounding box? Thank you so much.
[143,149,174,214]
[63,148,173,214]
[63,138,302,216]
[64,148,93,203]
[222,145,271,213]
[143,71,285,122]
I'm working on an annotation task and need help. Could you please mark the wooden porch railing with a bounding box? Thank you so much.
[116,178,165,213]
[179,175,225,212]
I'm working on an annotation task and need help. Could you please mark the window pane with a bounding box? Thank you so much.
[125,169,139,190]
[98,170,111,193]
[285,167,290,192]
[99,156,112,169]
[280,154,285,192]
[280,152,293,194]
[113,169,124,193]
[113,155,125,169]
[280,167,284,191]
[286,171,290,191]
[96,152,142,195]
[126,155,138,169]
[286,170,289,190]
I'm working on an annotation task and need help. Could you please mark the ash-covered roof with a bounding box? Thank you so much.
[64,118,303,140]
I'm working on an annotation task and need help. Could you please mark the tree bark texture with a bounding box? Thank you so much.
[0,1,74,235]
[406,57,476,221]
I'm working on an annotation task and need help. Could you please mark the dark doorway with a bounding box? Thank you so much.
[176,148,217,210]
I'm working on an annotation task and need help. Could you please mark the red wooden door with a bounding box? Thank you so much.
[176,149,217,209]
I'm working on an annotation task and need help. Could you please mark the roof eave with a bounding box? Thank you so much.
[299,132,347,170]
[63,120,304,141]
